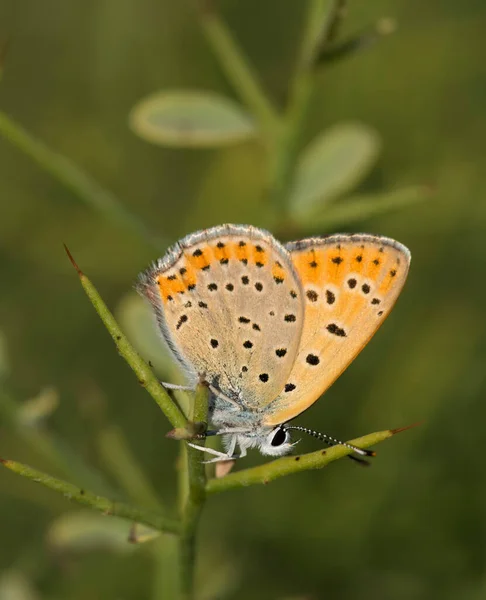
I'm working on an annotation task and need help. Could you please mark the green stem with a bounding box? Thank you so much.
[206,428,411,494]
[65,247,187,430]
[152,535,181,600]
[268,0,345,212]
[198,7,280,142]
[0,110,166,251]
[0,458,181,534]
[179,382,209,599]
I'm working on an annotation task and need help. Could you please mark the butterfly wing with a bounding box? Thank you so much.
[137,224,305,409]
[262,234,410,426]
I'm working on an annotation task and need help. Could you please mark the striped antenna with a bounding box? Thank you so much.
[285,425,375,458]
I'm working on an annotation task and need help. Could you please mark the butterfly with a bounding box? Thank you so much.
[137,224,410,462]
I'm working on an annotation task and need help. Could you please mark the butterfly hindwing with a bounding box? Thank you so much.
[137,224,305,408]
[262,234,411,426]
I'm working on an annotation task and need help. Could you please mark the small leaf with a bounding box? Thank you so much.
[303,184,432,229]
[290,122,381,216]
[128,522,161,544]
[129,90,256,148]
[17,386,59,427]
[47,510,153,553]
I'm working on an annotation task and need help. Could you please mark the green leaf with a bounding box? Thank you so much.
[290,122,381,216]
[129,90,256,148]
[302,185,432,229]
[46,510,159,553]
[17,387,59,427]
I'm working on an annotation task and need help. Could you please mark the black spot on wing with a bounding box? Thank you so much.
[306,354,320,365]
[326,323,346,337]
[176,315,188,330]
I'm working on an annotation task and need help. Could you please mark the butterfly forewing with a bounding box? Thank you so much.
[262,234,410,426]
[137,224,305,408]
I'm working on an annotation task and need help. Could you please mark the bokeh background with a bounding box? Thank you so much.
[0,1,485,599]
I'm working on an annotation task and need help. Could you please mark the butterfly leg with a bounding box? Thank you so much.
[159,382,195,391]
[186,442,238,463]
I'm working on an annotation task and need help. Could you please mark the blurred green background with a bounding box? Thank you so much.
[1,1,485,599]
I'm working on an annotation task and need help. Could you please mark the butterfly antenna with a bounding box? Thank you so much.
[285,426,375,458]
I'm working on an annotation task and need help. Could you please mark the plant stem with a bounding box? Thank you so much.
[268,0,346,213]
[0,110,166,251]
[0,458,181,534]
[206,427,414,494]
[152,535,181,600]
[64,246,187,430]
[198,6,280,143]
[179,382,209,599]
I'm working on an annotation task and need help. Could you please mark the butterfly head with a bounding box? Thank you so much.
[259,425,294,456]
[220,424,294,458]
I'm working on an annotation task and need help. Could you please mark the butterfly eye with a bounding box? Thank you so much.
[271,426,289,447]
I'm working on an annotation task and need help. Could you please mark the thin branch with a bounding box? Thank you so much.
[179,382,209,599]
[206,426,418,494]
[198,6,280,142]
[0,110,166,251]
[64,245,187,430]
[268,0,346,211]
[0,458,181,534]
[317,17,397,65]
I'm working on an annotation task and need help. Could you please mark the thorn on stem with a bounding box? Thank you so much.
[63,244,84,276]
[391,421,423,435]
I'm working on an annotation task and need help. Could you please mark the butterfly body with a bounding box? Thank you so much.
[137,224,410,460]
